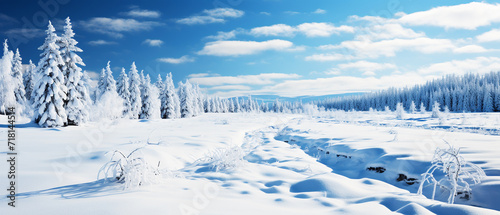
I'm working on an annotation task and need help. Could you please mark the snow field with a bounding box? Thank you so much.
[1,112,500,214]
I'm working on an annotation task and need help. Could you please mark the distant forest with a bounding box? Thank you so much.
[316,72,500,112]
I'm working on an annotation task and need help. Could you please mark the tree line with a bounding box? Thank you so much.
[316,72,500,112]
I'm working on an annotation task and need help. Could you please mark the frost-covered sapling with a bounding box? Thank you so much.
[197,146,245,172]
[417,141,486,204]
[98,148,160,189]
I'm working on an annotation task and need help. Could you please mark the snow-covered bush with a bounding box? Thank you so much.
[98,148,161,189]
[198,146,245,172]
[395,102,405,120]
[302,103,319,115]
[384,106,391,113]
[91,91,124,121]
[418,141,486,204]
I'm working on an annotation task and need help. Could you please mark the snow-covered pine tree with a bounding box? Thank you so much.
[59,17,90,125]
[234,98,240,113]
[431,101,441,118]
[155,74,164,94]
[409,101,416,114]
[179,80,195,118]
[395,102,405,120]
[139,74,160,119]
[12,48,26,110]
[419,102,426,113]
[483,84,494,112]
[160,72,180,119]
[97,61,117,99]
[0,40,16,115]
[32,21,68,127]
[228,98,235,113]
[81,70,93,102]
[128,62,142,119]
[23,60,36,102]
[117,68,131,117]
[495,87,500,112]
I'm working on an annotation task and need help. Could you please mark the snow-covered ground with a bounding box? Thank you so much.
[1,111,500,214]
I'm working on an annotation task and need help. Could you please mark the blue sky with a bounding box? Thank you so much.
[2,0,500,97]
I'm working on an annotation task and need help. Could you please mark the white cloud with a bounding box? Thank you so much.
[312,9,327,14]
[324,68,341,75]
[338,61,397,72]
[325,37,456,59]
[177,8,244,25]
[203,8,244,18]
[418,57,500,75]
[125,9,161,18]
[80,17,161,38]
[210,85,252,90]
[305,53,356,62]
[477,29,500,42]
[188,73,211,78]
[284,11,300,15]
[4,28,44,39]
[260,12,271,16]
[157,55,195,64]
[453,45,488,53]
[356,23,425,40]
[88,40,117,46]
[189,73,301,86]
[250,23,354,38]
[177,16,225,25]
[398,2,500,30]
[205,30,239,40]
[197,39,295,56]
[143,39,164,47]
[250,24,296,37]
[298,22,354,37]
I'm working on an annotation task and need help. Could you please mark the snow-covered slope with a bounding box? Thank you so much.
[1,112,500,214]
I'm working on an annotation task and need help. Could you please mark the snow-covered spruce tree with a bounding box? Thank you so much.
[32,21,68,127]
[495,87,500,111]
[395,102,405,120]
[0,40,16,115]
[92,62,124,120]
[127,62,142,119]
[409,101,416,114]
[160,72,180,119]
[59,17,90,125]
[193,84,204,116]
[12,48,27,110]
[117,68,131,117]
[155,74,164,94]
[483,85,494,112]
[139,74,160,119]
[23,60,36,102]
[179,80,195,118]
[234,97,240,113]
[420,102,426,114]
[431,101,441,118]
[97,61,117,99]
[81,70,94,102]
